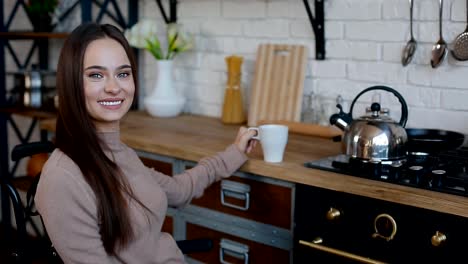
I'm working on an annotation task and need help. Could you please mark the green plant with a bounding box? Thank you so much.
[26,0,59,15]
[124,19,194,60]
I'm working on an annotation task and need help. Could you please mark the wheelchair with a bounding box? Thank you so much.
[3,141,212,263]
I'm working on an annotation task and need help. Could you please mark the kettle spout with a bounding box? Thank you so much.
[329,104,352,131]
[330,114,348,130]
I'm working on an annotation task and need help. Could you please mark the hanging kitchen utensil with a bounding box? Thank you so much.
[330,85,409,162]
[402,0,417,66]
[451,0,468,61]
[431,0,448,68]
[406,128,465,154]
[248,44,308,126]
[221,55,246,124]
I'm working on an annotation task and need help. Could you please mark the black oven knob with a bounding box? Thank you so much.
[369,160,382,179]
[429,169,445,188]
[372,213,397,242]
[388,163,403,181]
[326,207,341,221]
[431,231,447,247]
[408,165,424,185]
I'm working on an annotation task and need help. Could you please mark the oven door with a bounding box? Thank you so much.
[294,186,388,264]
[293,184,468,264]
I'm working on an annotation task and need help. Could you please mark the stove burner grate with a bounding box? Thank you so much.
[305,148,468,197]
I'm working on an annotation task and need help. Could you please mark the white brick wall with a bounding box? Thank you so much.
[138,0,468,133]
[7,0,468,134]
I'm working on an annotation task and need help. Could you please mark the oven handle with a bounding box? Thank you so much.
[299,239,387,264]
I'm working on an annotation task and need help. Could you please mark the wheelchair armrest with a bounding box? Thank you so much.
[11,141,55,162]
[176,238,213,254]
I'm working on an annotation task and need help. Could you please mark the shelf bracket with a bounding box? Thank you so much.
[303,0,325,60]
[156,0,178,24]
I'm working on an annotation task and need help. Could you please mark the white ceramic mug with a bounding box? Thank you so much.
[248,124,289,163]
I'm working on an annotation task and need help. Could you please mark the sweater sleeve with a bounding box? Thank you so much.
[149,144,248,207]
[35,159,117,264]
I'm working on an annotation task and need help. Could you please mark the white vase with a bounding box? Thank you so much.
[144,60,186,117]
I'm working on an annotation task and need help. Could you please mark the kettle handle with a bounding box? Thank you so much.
[349,86,408,127]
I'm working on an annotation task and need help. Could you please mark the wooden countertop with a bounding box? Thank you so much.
[40,111,468,218]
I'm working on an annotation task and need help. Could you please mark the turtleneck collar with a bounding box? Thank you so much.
[97,131,124,152]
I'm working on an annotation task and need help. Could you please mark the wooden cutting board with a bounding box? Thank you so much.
[248,44,308,126]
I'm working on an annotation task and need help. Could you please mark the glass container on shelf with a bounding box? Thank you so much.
[301,91,318,124]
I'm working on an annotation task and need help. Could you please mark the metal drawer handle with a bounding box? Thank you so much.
[220,180,250,211]
[219,238,249,264]
[299,239,387,264]
[372,213,397,242]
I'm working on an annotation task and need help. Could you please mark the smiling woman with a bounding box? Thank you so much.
[34,22,257,263]
[82,38,135,132]
[38,23,143,260]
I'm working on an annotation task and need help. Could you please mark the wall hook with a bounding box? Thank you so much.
[303,0,325,60]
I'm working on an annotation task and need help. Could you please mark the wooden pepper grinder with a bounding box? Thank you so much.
[222,55,246,124]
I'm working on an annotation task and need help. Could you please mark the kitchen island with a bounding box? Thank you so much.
[40,110,468,218]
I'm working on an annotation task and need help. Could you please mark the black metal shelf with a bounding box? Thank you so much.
[156,0,178,24]
[0,0,138,241]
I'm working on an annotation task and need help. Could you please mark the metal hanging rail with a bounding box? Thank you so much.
[303,0,325,60]
[155,0,323,58]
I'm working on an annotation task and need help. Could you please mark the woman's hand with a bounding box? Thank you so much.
[234,126,258,154]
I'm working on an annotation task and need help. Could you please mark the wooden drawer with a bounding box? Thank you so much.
[186,223,290,264]
[140,157,173,176]
[187,168,292,229]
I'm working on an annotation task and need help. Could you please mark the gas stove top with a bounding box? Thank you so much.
[305,147,468,197]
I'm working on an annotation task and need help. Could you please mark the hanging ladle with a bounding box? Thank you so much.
[402,0,417,66]
[451,0,468,61]
[431,0,448,68]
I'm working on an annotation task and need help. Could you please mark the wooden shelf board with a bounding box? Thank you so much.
[0,107,57,119]
[0,32,69,39]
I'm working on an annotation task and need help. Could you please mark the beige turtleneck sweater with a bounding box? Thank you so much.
[35,131,248,263]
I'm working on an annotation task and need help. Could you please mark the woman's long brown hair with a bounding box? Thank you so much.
[55,23,140,255]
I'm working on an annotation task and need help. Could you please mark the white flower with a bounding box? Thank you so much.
[125,19,194,60]
[125,19,158,49]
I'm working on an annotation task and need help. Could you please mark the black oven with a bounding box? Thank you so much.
[293,184,468,264]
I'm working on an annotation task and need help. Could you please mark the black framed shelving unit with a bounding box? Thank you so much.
[0,0,138,239]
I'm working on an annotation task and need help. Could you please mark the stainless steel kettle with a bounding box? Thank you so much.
[330,86,409,162]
